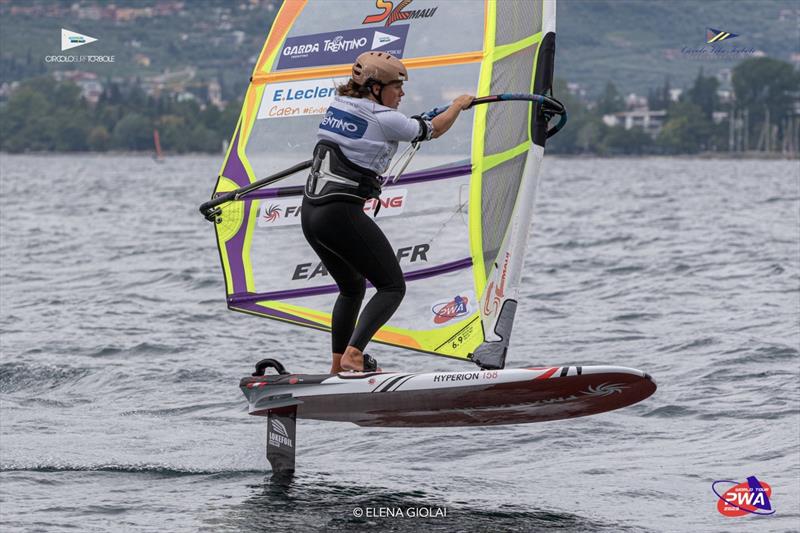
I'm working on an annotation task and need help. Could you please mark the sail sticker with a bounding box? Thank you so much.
[258,189,408,227]
[276,25,409,70]
[363,189,407,217]
[362,1,438,27]
[483,251,510,317]
[292,242,430,281]
[258,78,346,120]
[430,292,474,326]
[258,197,303,227]
[435,315,480,351]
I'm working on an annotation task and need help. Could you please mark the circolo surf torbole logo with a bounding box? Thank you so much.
[46,28,114,63]
[712,476,775,517]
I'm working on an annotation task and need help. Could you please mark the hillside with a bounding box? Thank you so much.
[0,0,797,100]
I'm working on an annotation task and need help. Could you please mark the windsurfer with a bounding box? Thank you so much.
[301,51,473,373]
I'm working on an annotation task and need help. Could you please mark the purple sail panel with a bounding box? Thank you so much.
[221,128,253,294]
[232,300,329,329]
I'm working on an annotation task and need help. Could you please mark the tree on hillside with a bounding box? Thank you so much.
[648,76,672,111]
[601,126,653,155]
[545,78,588,154]
[657,102,714,154]
[732,58,799,144]
[112,113,152,150]
[686,68,719,119]
[596,81,625,116]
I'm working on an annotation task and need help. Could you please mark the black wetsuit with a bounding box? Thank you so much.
[302,95,431,354]
[301,197,405,353]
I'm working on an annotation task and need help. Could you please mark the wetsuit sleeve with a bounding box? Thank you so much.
[375,110,430,142]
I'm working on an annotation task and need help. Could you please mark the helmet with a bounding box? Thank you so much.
[351,52,408,86]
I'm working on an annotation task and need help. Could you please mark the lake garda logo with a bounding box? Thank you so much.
[712,476,775,517]
[276,25,408,70]
[46,28,114,63]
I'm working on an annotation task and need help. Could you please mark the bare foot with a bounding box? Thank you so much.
[330,353,343,374]
[339,346,381,372]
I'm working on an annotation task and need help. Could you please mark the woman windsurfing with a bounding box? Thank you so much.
[301,51,473,374]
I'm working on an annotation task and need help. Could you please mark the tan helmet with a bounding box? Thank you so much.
[351,51,408,86]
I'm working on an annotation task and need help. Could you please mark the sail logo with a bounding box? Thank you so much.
[362,0,438,27]
[712,476,775,517]
[706,27,738,43]
[373,31,401,49]
[320,108,368,139]
[263,205,282,223]
[258,199,303,227]
[483,252,510,316]
[276,25,408,70]
[259,78,346,120]
[259,190,407,228]
[294,243,428,280]
[363,189,407,216]
[61,28,97,51]
[431,295,470,324]
[324,35,368,53]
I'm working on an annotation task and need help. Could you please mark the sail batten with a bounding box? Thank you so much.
[228,257,474,304]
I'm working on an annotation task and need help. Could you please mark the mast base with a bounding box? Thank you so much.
[472,300,517,369]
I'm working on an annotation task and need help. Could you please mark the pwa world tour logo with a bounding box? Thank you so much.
[362,0,438,27]
[432,295,469,324]
[712,476,775,517]
[706,27,738,43]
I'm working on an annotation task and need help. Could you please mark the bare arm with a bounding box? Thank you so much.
[431,95,474,139]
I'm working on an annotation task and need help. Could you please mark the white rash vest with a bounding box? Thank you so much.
[316,95,433,174]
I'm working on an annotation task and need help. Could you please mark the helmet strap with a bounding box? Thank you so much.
[368,81,385,105]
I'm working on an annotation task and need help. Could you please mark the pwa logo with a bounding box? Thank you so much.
[431,295,470,324]
[712,476,775,517]
[362,0,438,27]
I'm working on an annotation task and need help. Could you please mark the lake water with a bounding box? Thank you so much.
[1,154,798,532]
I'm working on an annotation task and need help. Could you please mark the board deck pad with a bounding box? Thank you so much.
[241,366,656,427]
